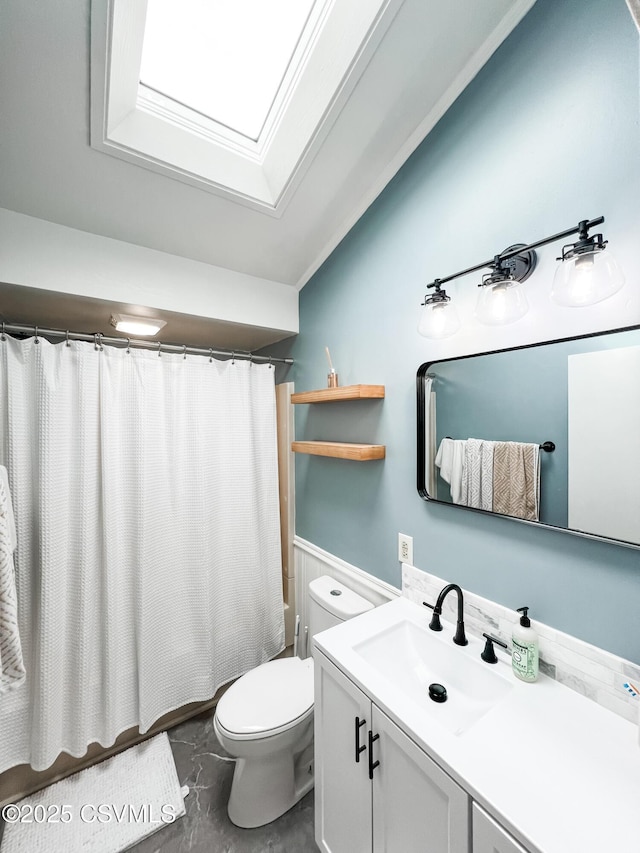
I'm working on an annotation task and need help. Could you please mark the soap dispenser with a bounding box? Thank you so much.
[512,606,539,683]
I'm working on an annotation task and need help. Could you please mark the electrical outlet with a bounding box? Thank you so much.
[398,533,413,565]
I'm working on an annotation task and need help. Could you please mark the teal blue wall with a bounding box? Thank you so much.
[269,0,640,662]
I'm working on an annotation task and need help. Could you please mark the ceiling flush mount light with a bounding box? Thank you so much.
[110,314,167,337]
[418,282,461,339]
[418,216,623,339]
[551,220,625,307]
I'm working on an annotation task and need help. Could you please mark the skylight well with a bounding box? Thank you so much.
[94,0,436,212]
[140,0,315,141]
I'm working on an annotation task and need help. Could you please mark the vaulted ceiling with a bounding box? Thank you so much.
[0,0,535,347]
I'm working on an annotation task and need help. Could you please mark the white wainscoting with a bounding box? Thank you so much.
[293,537,399,658]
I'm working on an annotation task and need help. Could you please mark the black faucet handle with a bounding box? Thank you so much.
[481,633,508,664]
[422,601,443,632]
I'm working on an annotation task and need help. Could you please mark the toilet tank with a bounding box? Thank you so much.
[308,576,374,639]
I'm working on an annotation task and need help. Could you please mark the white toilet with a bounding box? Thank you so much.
[214,575,374,828]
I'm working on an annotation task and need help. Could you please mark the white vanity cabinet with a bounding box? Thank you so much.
[472,805,529,853]
[313,595,640,853]
[314,650,371,853]
[314,651,470,853]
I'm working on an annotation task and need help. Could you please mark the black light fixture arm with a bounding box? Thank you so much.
[425,216,605,291]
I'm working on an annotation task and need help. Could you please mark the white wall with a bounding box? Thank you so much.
[0,208,299,335]
[568,345,640,544]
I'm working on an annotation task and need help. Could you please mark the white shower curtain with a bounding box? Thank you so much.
[0,336,284,773]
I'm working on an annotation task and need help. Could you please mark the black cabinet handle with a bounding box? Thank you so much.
[355,716,367,763]
[368,730,380,779]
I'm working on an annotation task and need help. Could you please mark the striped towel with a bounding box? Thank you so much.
[0,467,25,692]
[463,438,494,511]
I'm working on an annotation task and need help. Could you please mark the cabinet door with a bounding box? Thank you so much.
[472,804,530,853]
[315,653,372,853]
[372,706,470,853]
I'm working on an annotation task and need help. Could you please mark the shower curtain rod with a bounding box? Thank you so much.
[0,322,294,365]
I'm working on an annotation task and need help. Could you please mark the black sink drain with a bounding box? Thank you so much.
[428,682,448,703]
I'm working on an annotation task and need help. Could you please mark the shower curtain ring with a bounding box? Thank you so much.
[183,344,187,360]
[65,330,70,347]
[268,355,273,369]
[209,348,213,363]
[126,338,131,354]
[158,342,162,357]
[34,326,40,344]
[1,322,5,341]
[231,351,235,365]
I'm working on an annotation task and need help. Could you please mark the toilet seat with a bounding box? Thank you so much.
[215,657,314,741]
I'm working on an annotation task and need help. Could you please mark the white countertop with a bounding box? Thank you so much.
[313,596,640,853]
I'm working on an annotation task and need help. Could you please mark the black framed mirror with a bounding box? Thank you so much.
[417,325,640,548]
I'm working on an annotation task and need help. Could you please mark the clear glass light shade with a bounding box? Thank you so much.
[475,280,529,326]
[551,249,624,307]
[417,300,461,339]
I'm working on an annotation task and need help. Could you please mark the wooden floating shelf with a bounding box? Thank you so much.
[292,441,386,461]
[291,384,385,404]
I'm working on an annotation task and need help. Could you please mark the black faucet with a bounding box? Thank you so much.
[423,584,468,646]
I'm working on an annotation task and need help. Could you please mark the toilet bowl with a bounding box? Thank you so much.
[214,656,314,828]
[214,576,374,828]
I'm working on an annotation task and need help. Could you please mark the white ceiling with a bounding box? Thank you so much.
[0,0,535,340]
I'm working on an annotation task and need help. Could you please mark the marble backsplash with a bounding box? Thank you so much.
[402,563,640,725]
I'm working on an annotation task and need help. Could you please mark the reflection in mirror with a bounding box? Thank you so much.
[417,327,640,548]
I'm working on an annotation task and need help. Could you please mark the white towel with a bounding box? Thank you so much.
[435,438,466,504]
[0,468,25,692]
[463,439,494,511]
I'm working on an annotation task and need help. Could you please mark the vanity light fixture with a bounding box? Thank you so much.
[110,314,167,336]
[474,248,534,326]
[418,216,623,339]
[417,282,461,339]
[551,220,625,307]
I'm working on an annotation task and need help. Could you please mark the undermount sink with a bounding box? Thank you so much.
[353,618,513,736]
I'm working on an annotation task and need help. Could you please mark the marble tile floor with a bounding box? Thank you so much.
[129,710,319,853]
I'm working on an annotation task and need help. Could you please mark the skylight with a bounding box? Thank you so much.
[140,0,315,141]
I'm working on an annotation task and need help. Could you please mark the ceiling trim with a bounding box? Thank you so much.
[90,0,404,216]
